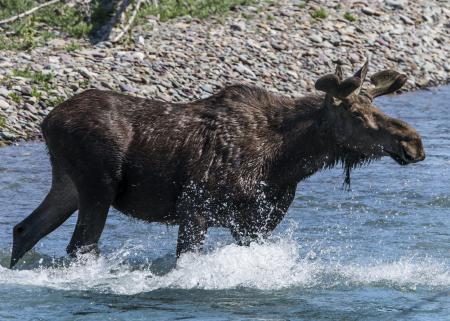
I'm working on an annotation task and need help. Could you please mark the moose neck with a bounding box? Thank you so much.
[270,94,345,186]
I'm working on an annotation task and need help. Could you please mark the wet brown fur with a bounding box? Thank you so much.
[10,80,425,267]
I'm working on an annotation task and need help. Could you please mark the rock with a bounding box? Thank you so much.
[47,39,67,48]
[385,0,406,9]
[399,14,414,25]
[27,96,38,104]
[119,83,139,93]
[79,49,107,58]
[0,131,17,141]
[235,63,256,78]
[0,87,10,98]
[21,85,33,95]
[0,98,9,109]
[415,78,430,88]
[309,34,323,43]
[271,41,287,51]
[24,103,38,114]
[230,21,246,31]
[78,67,93,79]
[349,53,360,64]
[200,84,214,93]
[100,81,114,90]
[361,7,382,16]
[133,52,145,60]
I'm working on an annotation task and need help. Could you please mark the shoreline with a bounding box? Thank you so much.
[0,0,449,145]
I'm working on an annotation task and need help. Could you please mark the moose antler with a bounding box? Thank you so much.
[366,70,407,99]
[353,60,369,95]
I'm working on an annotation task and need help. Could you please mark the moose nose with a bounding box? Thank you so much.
[417,149,426,162]
[401,140,425,163]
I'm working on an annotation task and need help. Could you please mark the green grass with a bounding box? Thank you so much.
[266,13,275,21]
[136,0,255,23]
[12,67,53,85]
[30,87,42,99]
[0,115,6,128]
[65,41,81,52]
[47,95,66,107]
[344,12,356,22]
[12,68,33,78]
[0,0,256,49]
[9,92,21,104]
[0,0,100,49]
[311,8,327,19]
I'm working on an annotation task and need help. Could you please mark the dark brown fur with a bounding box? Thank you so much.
[10,68,425,267]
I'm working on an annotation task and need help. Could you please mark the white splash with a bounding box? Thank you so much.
[0,239,448,295]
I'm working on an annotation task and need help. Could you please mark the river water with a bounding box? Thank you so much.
[0,86,449,320]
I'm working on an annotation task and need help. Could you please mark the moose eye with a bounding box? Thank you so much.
[352,111,364,119]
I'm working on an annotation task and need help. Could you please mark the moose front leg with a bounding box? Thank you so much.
[176,213,208,257]
[231,185,295,246]
[175,183,209,257]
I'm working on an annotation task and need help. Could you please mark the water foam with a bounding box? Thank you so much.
[0,239,448,295]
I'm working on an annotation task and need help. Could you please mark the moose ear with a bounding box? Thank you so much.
[315,74,361,99]
[367,70,407,99]
[315,74,340,96]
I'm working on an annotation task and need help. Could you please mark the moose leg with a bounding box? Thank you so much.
[176,214,208,257]
[175,183,209,257]
[10,169,78,268]
[66,183,114,257]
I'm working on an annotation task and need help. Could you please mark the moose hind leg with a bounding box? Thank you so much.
[10,170,78,268]
[66,183,115,257]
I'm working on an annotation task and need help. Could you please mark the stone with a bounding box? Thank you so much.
[309,34,323,43]
[24,103,38,114]
[47,39,67,48]
[271,41,287,51]
[361,7,382,16]
[78,67,93,79]
[0,131,17,141]
[200,84,214,93]
[0,98,9,109]
[119,83,139,93]
[21,85,33,95]
[235,63,256,78]
[385,0,406,9]
[230,21,246,31]
[399,14,414,25]
[0,87,10,98]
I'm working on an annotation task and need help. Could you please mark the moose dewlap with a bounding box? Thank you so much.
[10,61,425,268]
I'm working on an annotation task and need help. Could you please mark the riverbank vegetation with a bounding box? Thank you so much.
[0,0,256,50]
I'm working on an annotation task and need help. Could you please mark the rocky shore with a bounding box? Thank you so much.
[0,0,449,145]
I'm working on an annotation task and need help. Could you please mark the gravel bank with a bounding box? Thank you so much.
[0,0,449,144]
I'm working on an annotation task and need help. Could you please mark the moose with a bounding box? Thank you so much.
[10,61,425,268]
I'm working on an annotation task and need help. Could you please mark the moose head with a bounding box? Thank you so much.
[315,60,425,170]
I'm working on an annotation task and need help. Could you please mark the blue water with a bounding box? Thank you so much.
[0,87,449,321]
